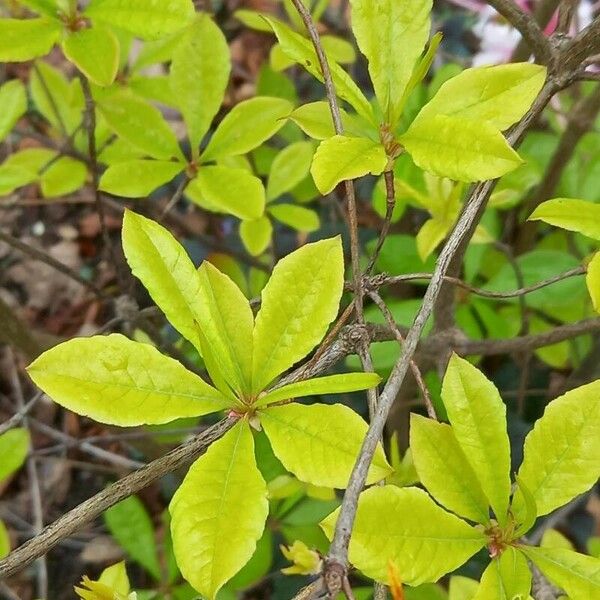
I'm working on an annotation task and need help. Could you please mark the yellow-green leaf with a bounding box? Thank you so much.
[416,63,546,130]
[257,372,381,407]
[186,166,265,220]
[170,15,230,153]
[0,18,60,62]
[202,97,292,161]
[62,26,119,87]
[252,237,344,392]
[0,80,27,142]
[288,101,363,140]
[0,520,9,559]
[259,403,391,487]
[240,216,272,256]
[40,156,87,197]
[267,141,314,200]
[99,159,183,197]
[541,529,574,551]
[400,114,522,182]
[311,135,387,194]
[0,428,30,482]
[473,547,531,600]
[0,147,56,196]
[529,198,600,241]
[170,421,268,599]
[197,261,254,395]
[97,562,130,595]
[99,91,183,160]
[269,204,319,232]
[416,218,449,261]
[321,486,486,584]
[349,0,432,127]
[410,414,490,524]
[122,210,205,351]
[85,0,195,40]
[587,252,600,313]
[522,546,600,598]
[27,334,230,425]
[514,379,600,518]
[441,354,511,525]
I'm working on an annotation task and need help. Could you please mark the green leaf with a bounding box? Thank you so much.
[202,97,292,161]
[85,0,195,40]
[99,159,183,197]
[441,354,511,525]
[514,379,600,518]
[234,9,278,32]
[449,576,479,600]
[0,520,9,559]
[0,428,30,482]
[197,261,254,396]
[0,18,60,62]
[27,334,229,425]
[522,546,600,598]
[186,166,265,220]
[97,562,130,595]
[541,529,574,551]
[260,403,391,487]
[252,237,344,392]
[416,63,546,130]
[587,251,600,313]
[122,210,205,350]
[400,114,522,182]
[349,0,432,127]
[410,414,490,524]
[170,421,268,599]
[0,148,53,195]
[240,216,272,256]
[170,15,230,154]
[529,198,600,241]
[265,18,374,124]
[40,156,87,197]
[311,135,387,194]
[288,101,363,140]
[269,204,320,232]
[104,496,161,579]
[0,80,27,142]
[321,486,486,584]
[473,547,532,600]
[267,141,314,200]
[513,476,537,537]
[17,0,60,18]
[99,91,182,160]
[62,26,119,87]
[416,218,450,261]
[256,372,381,407]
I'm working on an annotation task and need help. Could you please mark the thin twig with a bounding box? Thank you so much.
[0,392,42,436]
[366,171,395,275]
[160,177,191,219]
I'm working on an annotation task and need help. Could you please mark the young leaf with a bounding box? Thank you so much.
[473,547,532,600]
[529,198,600,241]
[269,204,320,232]
[99,159,183,197]
[62,26,120,87]
[197,261,254,395]
[170,421,268,599]
[104,496,161,579]
[400,114,522,182]
[122,210,205,351]
[187,166,265,220]
[321,486,486,585]
[259,403,391,487]
[0,18,61,62]
[97,562,130,595]
[0,80,27,142]
[85,0,195,40]
[349,0,432,127]
[416,218,449,262]
[0,428,30,482]
[252,237,344,392]
[40,156,87,197]
[202,97,292,161]
[27,334,230,425]
[513,379,600,518]
[587,252,600,313]
[441,354,511,525]
[240,216,272,256]
[311,135,387,194]
[267,141,314,200]
[170,14,230,154]
[416,63,546,130]
[265,18,374,124]
[522,546,600,598]
[288,101,362,140]
[99,91,183,160]
[409,414,490,524]
[256,372,381,407]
